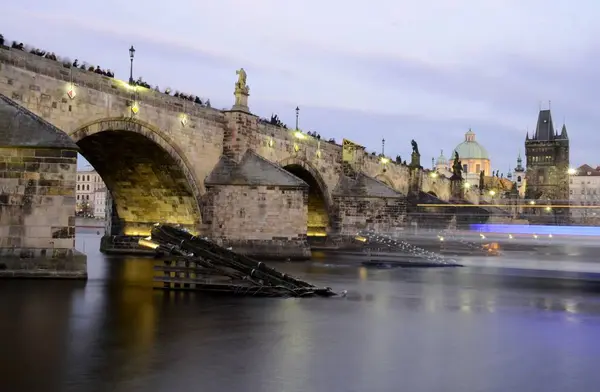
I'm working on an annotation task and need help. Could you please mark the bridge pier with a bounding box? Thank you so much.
[0,95,87,279]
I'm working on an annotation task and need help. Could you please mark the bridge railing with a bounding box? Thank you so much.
[0,46,223,121]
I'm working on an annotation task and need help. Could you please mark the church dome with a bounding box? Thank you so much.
[452,129,489,160]
[436,150,447,165]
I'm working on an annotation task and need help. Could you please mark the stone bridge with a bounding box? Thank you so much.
[0,45,453,261]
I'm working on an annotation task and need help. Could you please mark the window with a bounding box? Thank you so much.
[77,195,80,200]
[87,175,90,181]
[475,164,481,173]
[77,184,80,190]
[77,175,80,181]
[86,195,89,200]
[462,164,468,173]
[86,184,90,191]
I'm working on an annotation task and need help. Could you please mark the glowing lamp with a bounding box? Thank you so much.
[489,190,496,196]
[66,83,76,99]
[529,200,536,205]
[293,131,306,139]
[380,157,390,164]
[268,138,274,148]
[180,114,188,126]
[464,182,471,188]
[294,143,300,152]
[131,102,140,115]
[430,172,438,178]
[567,168,577,175]
[545,206,552,212]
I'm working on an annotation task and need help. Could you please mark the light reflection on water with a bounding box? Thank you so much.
[0,229,599,391]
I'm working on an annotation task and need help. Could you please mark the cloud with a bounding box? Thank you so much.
[3,0,600,173]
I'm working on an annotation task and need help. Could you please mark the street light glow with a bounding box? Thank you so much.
[568,168,577,175]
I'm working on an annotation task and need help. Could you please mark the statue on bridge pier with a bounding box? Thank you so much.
[451,151,463,180]
[409,139,421,168]
[232,68,250,112]
[411,139,419,155]
[450,151,465,199]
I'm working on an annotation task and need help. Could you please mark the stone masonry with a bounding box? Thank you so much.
[0,44,456,260]
[0,94,86,278]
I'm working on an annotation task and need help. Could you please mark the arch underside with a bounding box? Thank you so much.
[76,129,201,236]
[280,160,332,236]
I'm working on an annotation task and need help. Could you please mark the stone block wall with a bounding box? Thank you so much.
[333,196,407,236]
[0,147,86,278]
[203,184,311,259]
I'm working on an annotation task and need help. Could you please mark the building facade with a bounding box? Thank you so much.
[94,187,107,220]
[449,129,492,188]
[569,164,600,224]
[76,167,107,219]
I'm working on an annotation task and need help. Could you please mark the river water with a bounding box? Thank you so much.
[1,228,600,392]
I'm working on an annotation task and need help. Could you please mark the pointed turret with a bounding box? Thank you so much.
[515,151,524,172]
[560,123,569,139]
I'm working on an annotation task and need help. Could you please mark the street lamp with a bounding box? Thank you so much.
[129,45,136,84]
[568,168,576,175]
[295,106,300,130]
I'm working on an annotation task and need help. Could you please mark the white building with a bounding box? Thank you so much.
[76,167,107,219]
[569,164,600,224]
[93,187,107,219]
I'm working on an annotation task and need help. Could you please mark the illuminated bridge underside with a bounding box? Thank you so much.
[283,164,330,236]
[77,130,201,236]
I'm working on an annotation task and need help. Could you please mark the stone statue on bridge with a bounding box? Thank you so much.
[451,151,463,179]
[411,139,419,155]
[409,139,421,168]
[233,68,250,112]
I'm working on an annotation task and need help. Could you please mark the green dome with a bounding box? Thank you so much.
[452,129,489,160]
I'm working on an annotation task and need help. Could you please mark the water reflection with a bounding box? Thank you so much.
[1,233,600,391]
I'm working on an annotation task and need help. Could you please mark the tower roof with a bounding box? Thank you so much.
[533,109,555,141]
[436,149,447,165]
[452,129,489,160]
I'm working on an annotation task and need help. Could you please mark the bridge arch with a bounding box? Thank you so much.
[70,117,203,236]
[278,157,333,236]
[375,174,396,189]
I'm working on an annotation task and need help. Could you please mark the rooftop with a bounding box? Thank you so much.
[205,150,308,188]
[0,93,78,149]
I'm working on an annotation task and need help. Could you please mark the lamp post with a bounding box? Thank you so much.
[381,138,385,156]
[295,106,300,130]
[129,45,136,85]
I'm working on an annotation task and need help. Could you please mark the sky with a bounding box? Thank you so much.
[3,0,600,174]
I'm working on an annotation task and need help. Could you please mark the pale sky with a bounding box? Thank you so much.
[3,0,600,174]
